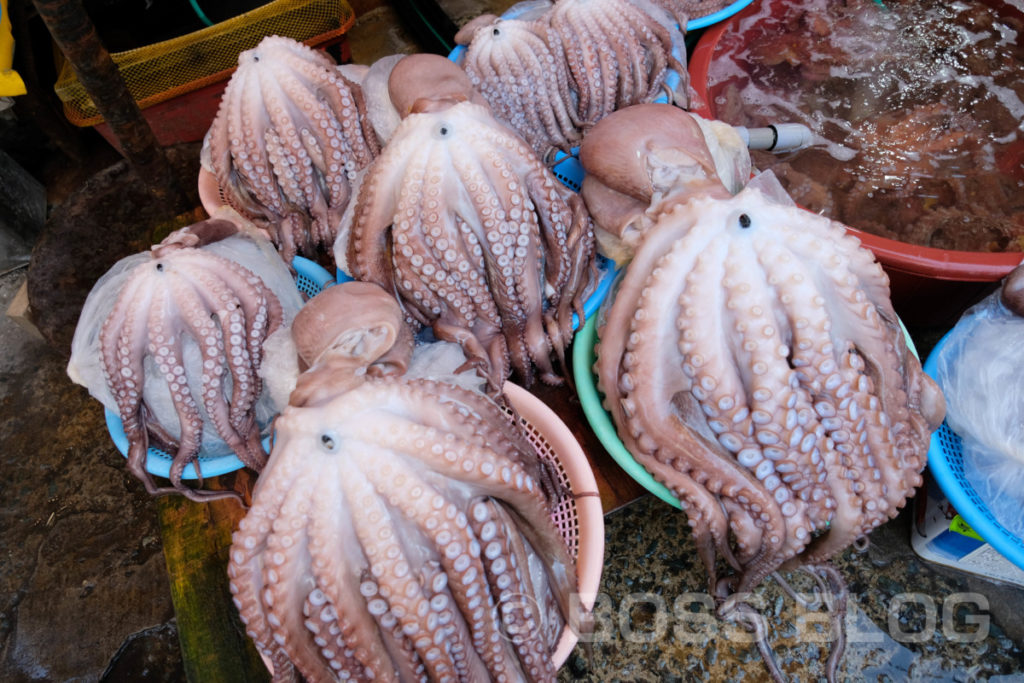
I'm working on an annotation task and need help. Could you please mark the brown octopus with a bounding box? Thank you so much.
[342,55,595,389]
[206,35,380,264]
[68,218,302,501]
[583,105,945,680]
[228,281,578,682]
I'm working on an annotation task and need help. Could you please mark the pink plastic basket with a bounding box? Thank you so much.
[503,382,604,666]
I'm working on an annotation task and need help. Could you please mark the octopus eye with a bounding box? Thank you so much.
[253,55,260,62]
[440,126,449,136]
[319,431,339,453]
[492,27,500,36]
[738,214,752,229]
[155,262,164,272]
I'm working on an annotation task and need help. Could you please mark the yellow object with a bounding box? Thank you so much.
[0,0,27,96]
[54,0,354,126]
[950,515,985,542]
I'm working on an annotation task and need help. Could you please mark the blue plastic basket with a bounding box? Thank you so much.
[922,331,1024,571]
[104,255,335,479]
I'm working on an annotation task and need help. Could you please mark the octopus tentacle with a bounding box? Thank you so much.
[164,276,257,474]
[341,465,460,681]
[302,582,370,680]
[264,515,338,682]
[471,498,557,683]
[145,292,208,494]
[100,272,156,490]
[306,483,400,682]
[358,573,429,682]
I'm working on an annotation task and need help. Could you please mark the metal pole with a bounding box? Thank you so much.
[31,0,188,211]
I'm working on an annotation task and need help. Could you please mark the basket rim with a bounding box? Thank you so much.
[503,381,605,667]
[922,329,1024,570]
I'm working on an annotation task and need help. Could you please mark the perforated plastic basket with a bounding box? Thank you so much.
[104,255,335,479]
[922,331,1024,571]
[502,382,604,665]
[55,0,354,127]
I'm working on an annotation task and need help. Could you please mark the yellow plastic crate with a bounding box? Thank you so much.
[54,0,354,127]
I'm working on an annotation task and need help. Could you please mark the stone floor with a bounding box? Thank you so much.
[3,2,1024,681]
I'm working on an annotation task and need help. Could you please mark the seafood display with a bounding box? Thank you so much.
[705,0,1024,251]
[228,281,579,682]
[455,0,687,158]
[342,54,595,389]
[63,0,985,675]
[582,104,944,679]
[205,35,380,264]
[68,216,304,500]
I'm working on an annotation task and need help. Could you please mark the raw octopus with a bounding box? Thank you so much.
[67,216,304,501]
[228,281,579,682]
[454,0,688,158]
[341,54,595,389]
[205,35,380,264]
[582,104,945,680]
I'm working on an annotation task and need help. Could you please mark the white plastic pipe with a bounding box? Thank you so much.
[734,123,814,153]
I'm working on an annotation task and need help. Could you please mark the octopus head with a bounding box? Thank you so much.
[388,53,489,117]
[579,104,732,263]
[289,282,414,406]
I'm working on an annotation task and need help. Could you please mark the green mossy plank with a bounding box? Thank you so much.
[157,472,269,683]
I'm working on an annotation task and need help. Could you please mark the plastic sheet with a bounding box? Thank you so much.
[933,288,1024,540]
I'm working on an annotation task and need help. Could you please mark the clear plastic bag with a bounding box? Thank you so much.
[933,289,1024,539]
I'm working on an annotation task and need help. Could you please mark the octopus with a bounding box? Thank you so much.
[582,104,945,681]
[342,54,595,389]
[545,0,688,124]
[455,14,582,158]
[454,0,687,158]
[68,217,300,501]
[228,280,579,682]
[205,35,380,265]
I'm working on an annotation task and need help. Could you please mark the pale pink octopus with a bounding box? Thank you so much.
[69,218,298,501]
[454,0,688,158]
[228,281,577,682]
[583,104,945,681]
[455,14,582,158]
[342,55,595,389]
[206,35,380,264]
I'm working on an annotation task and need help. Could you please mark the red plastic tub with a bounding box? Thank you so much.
[688,1,1023,328]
